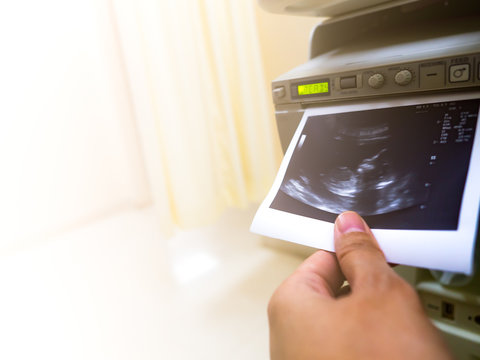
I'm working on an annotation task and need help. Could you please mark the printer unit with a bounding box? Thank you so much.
[260,0,480,358]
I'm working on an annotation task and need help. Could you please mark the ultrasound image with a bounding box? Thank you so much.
[270,99,479,229]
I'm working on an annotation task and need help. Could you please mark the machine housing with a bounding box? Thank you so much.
[264,0,480,358]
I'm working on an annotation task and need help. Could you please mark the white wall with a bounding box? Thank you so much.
[254,7,321,84]
[0,0,150,250]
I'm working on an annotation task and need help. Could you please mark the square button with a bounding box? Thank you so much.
[420,63,445,89]
[449,64,470,83]
[340,76,357,89]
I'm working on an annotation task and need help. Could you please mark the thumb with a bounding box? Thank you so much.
[334,211,392,290]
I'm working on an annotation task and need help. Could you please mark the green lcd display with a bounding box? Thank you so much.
[298,82,329,95]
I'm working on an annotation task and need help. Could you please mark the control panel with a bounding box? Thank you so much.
[273,53,480,105]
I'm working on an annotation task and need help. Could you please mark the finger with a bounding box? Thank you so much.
[334,211,393,290]
[293,250,345,298]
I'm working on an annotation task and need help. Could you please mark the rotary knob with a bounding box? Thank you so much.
[394,70,413,86]
[368,73,385,89]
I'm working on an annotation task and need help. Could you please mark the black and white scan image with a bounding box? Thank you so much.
[270,99,480,229]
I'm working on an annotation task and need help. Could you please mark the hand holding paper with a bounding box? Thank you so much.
[268,211,453,360]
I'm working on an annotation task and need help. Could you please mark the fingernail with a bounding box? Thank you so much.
[335,211,367,234]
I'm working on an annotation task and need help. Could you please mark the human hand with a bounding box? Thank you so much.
[268,211,453,360]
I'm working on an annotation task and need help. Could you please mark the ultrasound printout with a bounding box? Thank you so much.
[251,93,480,274]
[270,99,478,230]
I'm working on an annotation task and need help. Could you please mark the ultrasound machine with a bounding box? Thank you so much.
[259,0,480,357]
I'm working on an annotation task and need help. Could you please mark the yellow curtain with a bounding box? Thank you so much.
[112,0,282,234]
